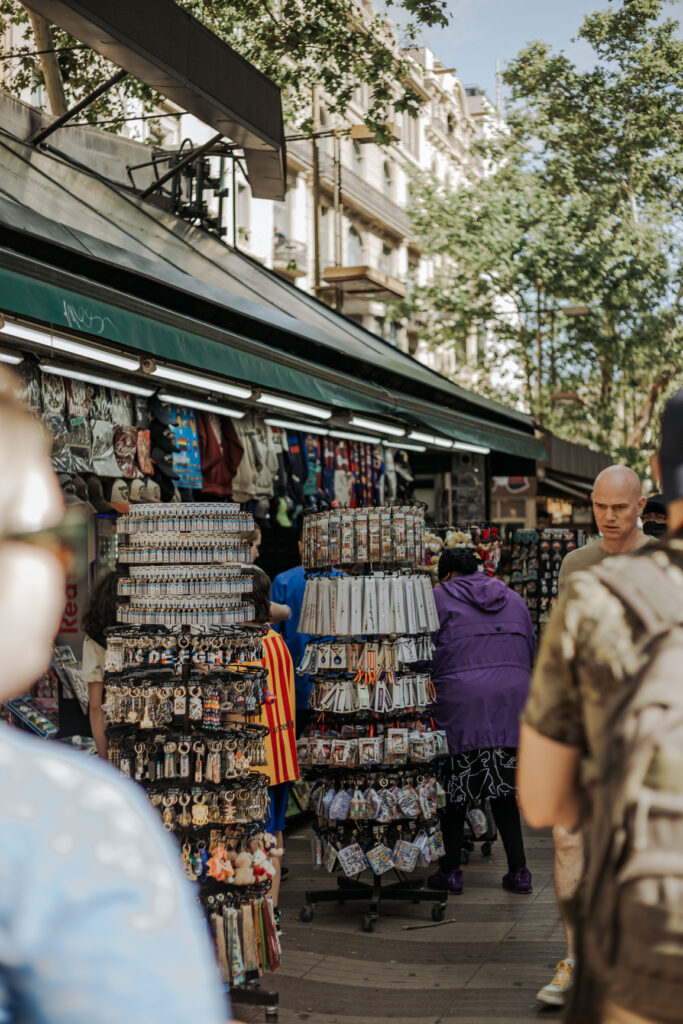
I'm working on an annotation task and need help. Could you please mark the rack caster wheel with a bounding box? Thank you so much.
[431,903,445,922]
[362,914,376,932]
[300,904,314,922]
[460,850,470,865]
[481,842,492,857]
[265,1010,278,1022]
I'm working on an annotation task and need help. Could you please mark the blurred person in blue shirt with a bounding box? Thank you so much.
[0,369,230,1024]
[270,518,311,735]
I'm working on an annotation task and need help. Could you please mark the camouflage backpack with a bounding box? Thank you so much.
[580,549,683,1023]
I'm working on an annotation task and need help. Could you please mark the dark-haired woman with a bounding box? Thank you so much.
[428,547,536,895]
[82,571,117,758]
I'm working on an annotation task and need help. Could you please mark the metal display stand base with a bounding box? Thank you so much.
[300,872,448,932]
[231,982,279,1022]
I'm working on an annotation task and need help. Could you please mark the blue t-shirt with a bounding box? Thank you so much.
[0,725,229,1024]
[271,563,310,709]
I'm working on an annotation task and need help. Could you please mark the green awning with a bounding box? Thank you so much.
[405,408,546,461]
[0,266,387,413]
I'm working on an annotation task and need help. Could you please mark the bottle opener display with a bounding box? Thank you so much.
[298,506,449,933]
[102,502,281,1007]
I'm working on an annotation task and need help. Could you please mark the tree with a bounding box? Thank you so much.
[403,0,683,464]
[0,0,447,137]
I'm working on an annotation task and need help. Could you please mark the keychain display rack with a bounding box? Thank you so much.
[104,503,280,1021]
[298,506,449,933]
[509,527,586,632]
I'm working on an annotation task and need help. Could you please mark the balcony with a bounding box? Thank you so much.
[321,264,406,301]
[272,235,308,281]
[287,138,412,239]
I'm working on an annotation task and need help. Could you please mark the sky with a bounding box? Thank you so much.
[397,0,683,106]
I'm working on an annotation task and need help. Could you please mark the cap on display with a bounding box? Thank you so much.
[86,475,116,514]
[129,478,146,503]
[143,477,162,502]
[659,388,683,505]
[105,478,130,515]
[149,394,176,427]
[151,445,177,479]
[150,417,180,454]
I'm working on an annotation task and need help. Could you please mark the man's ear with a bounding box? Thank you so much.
[637,496,647,516]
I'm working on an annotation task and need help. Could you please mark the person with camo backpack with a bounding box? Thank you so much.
[517,386,683,1024]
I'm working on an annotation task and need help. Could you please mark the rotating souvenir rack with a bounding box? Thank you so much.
[104,502,280,1020]
[298,507,449,933]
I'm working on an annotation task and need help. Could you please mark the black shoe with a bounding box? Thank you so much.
[280,865,290,880]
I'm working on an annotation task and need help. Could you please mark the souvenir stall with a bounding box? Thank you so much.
[296,507,449,932]
[424,522,504,581]
[101,501,281,1021]
[509,527,587,632]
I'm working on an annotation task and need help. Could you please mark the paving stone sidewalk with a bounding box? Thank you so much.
[239,822,566,1024]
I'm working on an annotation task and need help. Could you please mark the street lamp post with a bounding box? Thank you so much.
[534,281,590,426]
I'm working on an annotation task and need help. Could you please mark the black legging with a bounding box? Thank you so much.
[440,794,526,873]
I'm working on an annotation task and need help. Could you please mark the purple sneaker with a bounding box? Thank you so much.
[427,868,463,894]
[502,867,533,894]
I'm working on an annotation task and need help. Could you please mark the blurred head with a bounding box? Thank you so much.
[246,526,261,564]
[658,388,683,535]
[641,494,667,538]
[0,368,65,699]
[437,546,481,582]
[591,465,645,550]
[82,571,118,644]
[247,565,271,623]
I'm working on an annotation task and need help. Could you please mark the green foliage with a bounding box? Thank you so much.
[0,0,446,135]
[403,0,683,466]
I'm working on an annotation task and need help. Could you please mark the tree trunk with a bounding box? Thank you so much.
[627,369,674,450]
[29,13,68,117]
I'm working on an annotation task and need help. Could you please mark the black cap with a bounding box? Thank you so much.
[643,493,666,517]
[150,417,180,454]
[151,446,177,479]
[149,394,175,427]
[659,388,683,505]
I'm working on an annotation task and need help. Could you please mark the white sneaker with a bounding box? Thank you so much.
[537,958,575,1006]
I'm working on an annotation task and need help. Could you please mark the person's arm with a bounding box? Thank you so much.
[88,680,108,759]
[269,601,291,624]
[518,583,585,829]
[517,724,581,829]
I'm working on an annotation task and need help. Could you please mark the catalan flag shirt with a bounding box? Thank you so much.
[258,628,300,786]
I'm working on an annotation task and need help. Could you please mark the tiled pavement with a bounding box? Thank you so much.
[238,822,566,1024]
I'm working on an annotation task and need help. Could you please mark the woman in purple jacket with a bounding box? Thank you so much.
[428,547,536,896]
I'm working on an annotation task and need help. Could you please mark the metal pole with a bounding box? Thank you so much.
[535,278,543,425]
[232,155,237,248]
[311,87,321,290]
[28,68,127,145]
[139,131,223,200]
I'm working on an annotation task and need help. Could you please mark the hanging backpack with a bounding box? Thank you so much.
[578,549,683,1023]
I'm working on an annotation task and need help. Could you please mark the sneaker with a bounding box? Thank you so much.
[502,867,533,894]
[426,867,463,894]
[280,865,290,880]
[273,907,282,934]
[536,958,575,1006]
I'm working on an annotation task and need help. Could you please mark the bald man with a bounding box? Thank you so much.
[533,465,649,1007]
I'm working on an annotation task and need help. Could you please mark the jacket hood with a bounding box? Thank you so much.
[443,573,511,613]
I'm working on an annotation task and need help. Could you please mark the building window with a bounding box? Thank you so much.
[380,244,393,276]
[388,321,399,347]
[447,112,455,135]
[236,183,250,241]
[347,226,363,265]
[352,140,363,175]
[383,161,393,199]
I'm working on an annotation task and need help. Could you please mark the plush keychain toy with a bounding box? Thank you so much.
[233,851,255,885]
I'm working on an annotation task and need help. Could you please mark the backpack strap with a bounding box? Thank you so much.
[591,552,683,638]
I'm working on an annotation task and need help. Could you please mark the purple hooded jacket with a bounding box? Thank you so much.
[431,574,536,755]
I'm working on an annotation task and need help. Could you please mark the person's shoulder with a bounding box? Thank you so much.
[272,564,304,587]
[563,541,603,568]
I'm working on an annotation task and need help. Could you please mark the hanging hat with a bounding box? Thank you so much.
[143,477,162,503]
[105,478,130,515]
[86,475,115,514]
[129,478,147,503]
[149,394,175,427]
[151,445,177,479]
[150,417,180,454]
